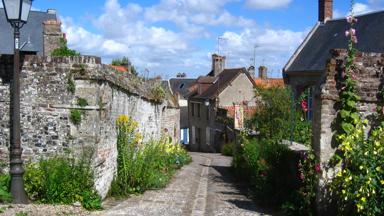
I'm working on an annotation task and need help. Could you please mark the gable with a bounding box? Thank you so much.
[218,73,256,107]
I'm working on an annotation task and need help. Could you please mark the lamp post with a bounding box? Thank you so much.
[2,0,33,204]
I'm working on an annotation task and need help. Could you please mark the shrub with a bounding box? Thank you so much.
[70,109,82,125]
[150,85,166,102]
[221,143,235,156]
[51,38,80,57]
[110,115,191,197]
[0,174,11,203]
[24,152,101,210]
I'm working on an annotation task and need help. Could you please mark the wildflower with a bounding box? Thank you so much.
[351,36,358,43]
[361,197,366,203]
[299,173,305,181]
[381,180,384,185]
[315,164,321,173]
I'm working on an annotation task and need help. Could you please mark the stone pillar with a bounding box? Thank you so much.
[43,19,64,57]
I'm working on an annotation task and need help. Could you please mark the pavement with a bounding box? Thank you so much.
[93,152,273,216]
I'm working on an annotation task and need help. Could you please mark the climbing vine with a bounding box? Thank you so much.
[330,1,384,215]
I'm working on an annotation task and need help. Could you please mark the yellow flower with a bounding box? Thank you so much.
[359,166,363,170]
[356,204,364,212]
[380,180,384,185]
[117,114,129,124]
[376,166,382,172]
[361,197,366,203]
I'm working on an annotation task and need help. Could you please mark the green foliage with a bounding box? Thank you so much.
[130,66,138,76]
[110,115,191,197]
[233,137,296,207]
[0,174,11,203]
[221,143,235,156]
[112,56,130,66]
[24,152,102,210]
[15,212,28,216]
[150,84,166,102]
[251,86,311,145]
[67,76,76,94]
[328,1,384,215]
[51,38,80,57]
[70,109,82,125]
[77,98,89,107]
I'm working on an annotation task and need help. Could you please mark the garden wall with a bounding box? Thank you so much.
[0,55,180,199]
[312,49,384,213]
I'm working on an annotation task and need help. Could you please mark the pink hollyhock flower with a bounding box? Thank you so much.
[351,36,358,43]
[347,15,353,23]
[345,30,350,37]
[301,100,308,112]
[315,164,321,173]
[299,173,305,181]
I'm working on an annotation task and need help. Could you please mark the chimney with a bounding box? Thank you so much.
[247,66,255,78]
[43,19,64,56]
[258,66,268,79]
[211,54,226,77]
[319,0,333,22]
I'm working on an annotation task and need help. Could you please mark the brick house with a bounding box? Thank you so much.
[0,9,63,56]
[187,54,257,152]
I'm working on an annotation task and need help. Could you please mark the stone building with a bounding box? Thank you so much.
[0,9,62,56]
[0,55,180,199]
[187,54,257,152]
[283,0,384,213]
[169,78,196,145]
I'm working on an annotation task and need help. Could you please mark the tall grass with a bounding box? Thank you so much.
[110,115,191,197]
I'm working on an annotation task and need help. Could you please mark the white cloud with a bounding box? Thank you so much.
[353,3,374,15]
[61,0,306,78]
[245,0,292,9]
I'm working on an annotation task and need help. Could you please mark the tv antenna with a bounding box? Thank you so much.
[217,37,227,55]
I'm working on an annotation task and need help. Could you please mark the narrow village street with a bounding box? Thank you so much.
[94,153,272,216]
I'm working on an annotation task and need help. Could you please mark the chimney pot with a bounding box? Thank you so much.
[211,54,226,77]
[319,0,333,22]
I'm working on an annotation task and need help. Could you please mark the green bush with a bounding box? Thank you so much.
[70,109,82,125]
[67,76,76,94]
[110,115,191,197]
[221,143,235,156]
[0,174,11,203]
[24,153,101,210]
[51,38,80,57]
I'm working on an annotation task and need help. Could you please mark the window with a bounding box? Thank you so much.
[197,103,201,118]
[206,106,209,121]
[191,102,195,116]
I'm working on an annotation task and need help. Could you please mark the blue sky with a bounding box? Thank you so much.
[8,0,384,78]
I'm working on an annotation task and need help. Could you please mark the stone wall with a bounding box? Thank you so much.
[313,49,384,212]
[0,55,180,199]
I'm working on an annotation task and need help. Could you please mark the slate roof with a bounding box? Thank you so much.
[169,78,196,99]
[0,9,57,55]
[284,10,384,73]
[192,68,255,99]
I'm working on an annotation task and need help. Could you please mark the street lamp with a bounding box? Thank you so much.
[2,0,33,204]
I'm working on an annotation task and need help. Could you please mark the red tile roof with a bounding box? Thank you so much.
[110,65,128,73]
[254,78,284,88]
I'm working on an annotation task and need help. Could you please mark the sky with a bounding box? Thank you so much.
[2,0,384,78]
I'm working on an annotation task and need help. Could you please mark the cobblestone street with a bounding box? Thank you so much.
[94,152,273,216]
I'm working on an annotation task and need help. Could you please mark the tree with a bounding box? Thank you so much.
[51,38,80,57]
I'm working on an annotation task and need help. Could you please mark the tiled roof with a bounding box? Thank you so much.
[284,10,384,73]
[254,78,285,88]
[169,78,196,99]
[110,65,128,73]
[0,9,57,55]
[193,68,255,99]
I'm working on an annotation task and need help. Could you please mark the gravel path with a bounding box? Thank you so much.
[0,153,273,216]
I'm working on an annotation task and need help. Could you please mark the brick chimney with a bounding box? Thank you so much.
[211,54,226,77]
[43,18,64,57]
[319,0,333,22]
[258,66,267,79]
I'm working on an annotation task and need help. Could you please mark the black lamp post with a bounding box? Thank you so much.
[2,0,33,204]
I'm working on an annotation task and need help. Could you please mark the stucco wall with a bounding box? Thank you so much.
[218,73,256,107]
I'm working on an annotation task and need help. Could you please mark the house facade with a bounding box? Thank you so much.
[188,54,257,152]
[169,78,196,145]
